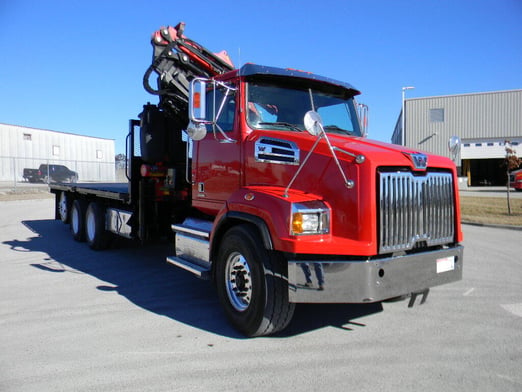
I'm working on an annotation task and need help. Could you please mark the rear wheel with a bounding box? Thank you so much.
[58,191,70,223]
[215,224,295,337]
[85,202,110,250]
[70,199,87,242]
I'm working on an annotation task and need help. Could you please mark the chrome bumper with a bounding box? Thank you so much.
[288,245,463,303]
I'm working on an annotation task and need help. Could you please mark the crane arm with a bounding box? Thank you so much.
[143,22,235,119]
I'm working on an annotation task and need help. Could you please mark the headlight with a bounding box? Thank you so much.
[290,201,330,235]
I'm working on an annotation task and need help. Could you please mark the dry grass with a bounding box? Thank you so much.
[460,195,522,226]
[0,189,53,201]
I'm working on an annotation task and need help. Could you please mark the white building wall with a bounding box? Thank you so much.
[401,89,522,159]
[461,138,522,159]
[0,123,116,182]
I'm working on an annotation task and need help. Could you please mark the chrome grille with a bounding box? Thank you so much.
[379,171,455,253]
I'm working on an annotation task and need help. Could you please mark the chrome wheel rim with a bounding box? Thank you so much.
[58,192,68,221]
[225,252,252,312]
[71,206,80,234]
[86,208,96,242]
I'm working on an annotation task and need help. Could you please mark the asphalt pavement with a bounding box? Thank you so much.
[1,198,521,391]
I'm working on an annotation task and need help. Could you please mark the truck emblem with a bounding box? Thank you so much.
[404,152,428,170]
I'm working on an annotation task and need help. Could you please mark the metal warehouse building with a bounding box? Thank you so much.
[392,89,522,186]
[0,123,116,183]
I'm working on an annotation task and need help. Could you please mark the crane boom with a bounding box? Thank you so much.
[143,22,235,119]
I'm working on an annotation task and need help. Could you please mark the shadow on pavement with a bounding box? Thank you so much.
[278,302,383,337]
[5,218,382,338]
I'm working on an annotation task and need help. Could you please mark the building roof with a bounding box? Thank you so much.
[405,88,522,101]
[0,122,114,141]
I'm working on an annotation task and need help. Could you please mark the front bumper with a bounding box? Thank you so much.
[288,245,463,303]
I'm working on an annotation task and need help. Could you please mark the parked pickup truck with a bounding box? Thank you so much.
[23,164,78,183]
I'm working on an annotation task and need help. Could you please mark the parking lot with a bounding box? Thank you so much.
[1,198,521,391]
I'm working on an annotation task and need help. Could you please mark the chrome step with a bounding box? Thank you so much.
[166,256,210,280]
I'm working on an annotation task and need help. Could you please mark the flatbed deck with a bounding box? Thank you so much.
[50,182,130,202]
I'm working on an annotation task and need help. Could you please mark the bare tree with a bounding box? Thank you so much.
[504,140,521,215]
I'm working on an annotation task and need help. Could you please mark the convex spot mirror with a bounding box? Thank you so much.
[187,122,206,141]
[448,135,461,155]
[304,111,323,136]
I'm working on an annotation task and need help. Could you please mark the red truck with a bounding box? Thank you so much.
[50,23,463,336]
[510,169,522,191]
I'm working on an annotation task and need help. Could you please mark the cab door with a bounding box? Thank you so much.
[192,83,241,214]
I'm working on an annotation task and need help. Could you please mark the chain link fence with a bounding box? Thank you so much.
[0,156,127,190]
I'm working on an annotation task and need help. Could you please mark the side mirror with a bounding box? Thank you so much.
[448,135,461,154]
[303,111,323,136]
[357,103,368,138]
[448,135,461,163]
[189,78,209,123]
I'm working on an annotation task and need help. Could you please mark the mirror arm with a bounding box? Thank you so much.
[212,85,237,143]
[321,127,353,188]
[212,123,236,143]
[300,111,356,193]
[284,134,323,197]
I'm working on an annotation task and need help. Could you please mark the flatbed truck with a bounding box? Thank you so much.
[50,22,464,336]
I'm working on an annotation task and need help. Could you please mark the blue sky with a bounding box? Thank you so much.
[1,0,521,154]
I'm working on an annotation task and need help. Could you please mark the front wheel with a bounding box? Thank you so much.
[215,224,295,337]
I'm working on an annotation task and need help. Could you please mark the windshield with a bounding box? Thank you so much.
[246,81,362,136]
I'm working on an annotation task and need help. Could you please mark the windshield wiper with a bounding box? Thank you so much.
[323,125,353,135]
[258,122,303,132]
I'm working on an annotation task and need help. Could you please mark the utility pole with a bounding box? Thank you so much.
[401,86,415,146]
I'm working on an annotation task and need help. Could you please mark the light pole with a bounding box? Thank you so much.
[401,86,415,146]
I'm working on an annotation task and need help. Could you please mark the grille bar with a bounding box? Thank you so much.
[379,172,455,253]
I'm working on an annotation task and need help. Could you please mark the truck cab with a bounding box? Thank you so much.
[167,63,463,336]
[189,65,363,214]
[183,64,462,254]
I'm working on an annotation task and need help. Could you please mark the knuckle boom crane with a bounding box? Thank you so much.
[142,22,234,121]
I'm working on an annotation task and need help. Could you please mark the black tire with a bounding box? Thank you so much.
[85,202,110,250]
[58,191,71,223]
[215,224,295,337]
[70,199,87,242]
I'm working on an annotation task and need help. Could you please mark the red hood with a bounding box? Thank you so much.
[327,134,456,171]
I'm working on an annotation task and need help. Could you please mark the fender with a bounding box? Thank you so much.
[213,210,274,252]
[211,186,333,258]
[210,186,294,262]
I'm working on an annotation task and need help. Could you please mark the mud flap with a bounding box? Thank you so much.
[408,288,430,308]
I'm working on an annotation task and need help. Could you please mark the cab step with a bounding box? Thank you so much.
[166,256,210,280]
